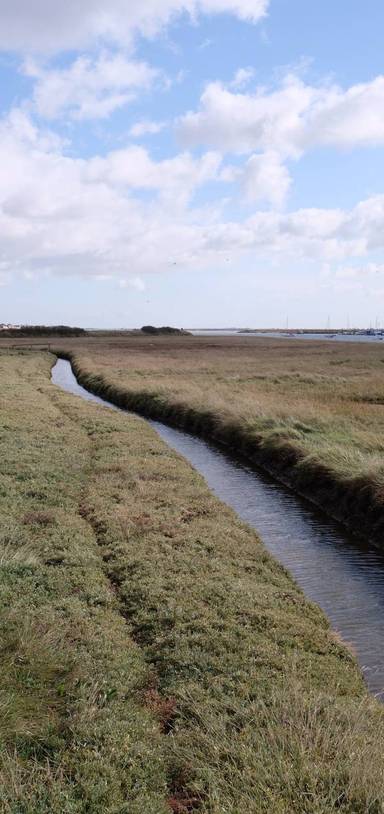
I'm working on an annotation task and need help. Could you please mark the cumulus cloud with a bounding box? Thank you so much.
[85,146,222,206]
[1,106,384,284]
[0,109,224,278]
[243,152,291,207]
[179,73,384,157]
[303,76,384,150]
[24,53,158,120]
[222,151,291,207]
[179,76,316,155]
[0,0,269,52]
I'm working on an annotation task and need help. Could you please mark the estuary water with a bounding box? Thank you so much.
[52,358,384,697]
[191,329,384,343]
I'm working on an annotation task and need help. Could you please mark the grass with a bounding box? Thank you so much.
[39,332,384,541]
[0,351,168,813]
[1,345,384,810]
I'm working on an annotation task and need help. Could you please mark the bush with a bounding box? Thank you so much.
[141,326,189,335]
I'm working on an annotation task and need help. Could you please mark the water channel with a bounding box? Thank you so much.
[52,358,384,698]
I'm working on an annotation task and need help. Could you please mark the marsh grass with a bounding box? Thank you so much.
[0,351,168,813]
[1,347,384,811]
[58,366,384,812]
[49,334,384,539]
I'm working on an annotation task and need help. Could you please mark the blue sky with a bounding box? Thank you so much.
[1,0,384,328]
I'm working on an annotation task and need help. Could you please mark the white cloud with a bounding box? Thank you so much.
[243,152,291,207]
[24,53,158,120]
[0,0,269,52]
[179,76,315,155]
[129,120,166,137]
[230,67,254,89]
[0,109,224,276]
[179,73,384,157]
[85,145,222,206]
[1,108,384,283]
[1,106,65,151]
[222,151,291,207]
[303,76,384,150]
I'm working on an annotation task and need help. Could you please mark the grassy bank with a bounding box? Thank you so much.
[0,351,168,813]
[47,334,384,542]
[2,348,384,812]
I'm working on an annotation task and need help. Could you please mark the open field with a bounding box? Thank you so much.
[30,332,384,542]
[1,347,384,811]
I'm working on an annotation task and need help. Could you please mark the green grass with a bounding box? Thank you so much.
[0,351,168,813]
[1,348,384,811]
[76,393,384,812]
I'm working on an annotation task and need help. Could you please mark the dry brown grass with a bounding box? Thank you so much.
[43,334,384,473]
[2,341,384,810]
[35,332,384,538]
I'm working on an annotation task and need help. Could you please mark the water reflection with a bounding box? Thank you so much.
[52,359,384,697]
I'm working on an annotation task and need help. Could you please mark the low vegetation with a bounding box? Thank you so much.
[141,326,191,335]
[0,351,167,813]
[0,325,87,337]
[1,346,384,811]
[46,333,384,541]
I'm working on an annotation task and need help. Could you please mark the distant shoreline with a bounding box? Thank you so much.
[189,327,383,334]
[190,329,384,343]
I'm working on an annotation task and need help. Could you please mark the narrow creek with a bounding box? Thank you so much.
[52,358,384,698]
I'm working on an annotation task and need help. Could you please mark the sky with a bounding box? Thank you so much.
[1,1,384,328]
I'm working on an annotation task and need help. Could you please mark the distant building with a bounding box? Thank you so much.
[0,324,21,330]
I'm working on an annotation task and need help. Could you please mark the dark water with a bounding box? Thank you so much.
[52,358,384,697]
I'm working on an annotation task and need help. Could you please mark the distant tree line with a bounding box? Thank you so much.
[1,325,87,337]
[141,325,190,335]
